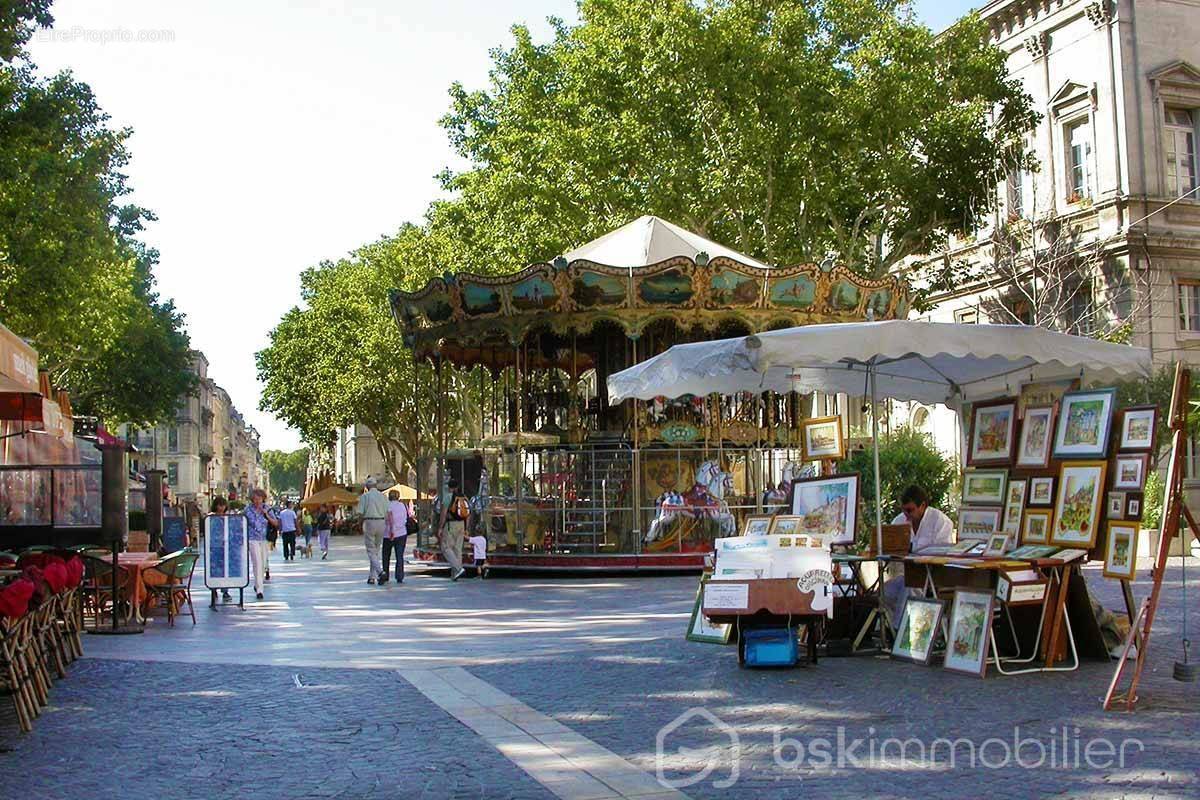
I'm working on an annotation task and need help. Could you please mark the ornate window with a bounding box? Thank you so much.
[1178,280,1200,332]
[1066,120,1093,202]
[1165,107,1197,198]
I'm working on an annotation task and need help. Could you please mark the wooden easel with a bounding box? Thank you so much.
[1104,364,1199,710]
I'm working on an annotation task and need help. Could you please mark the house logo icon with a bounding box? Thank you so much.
[655,707,740,789]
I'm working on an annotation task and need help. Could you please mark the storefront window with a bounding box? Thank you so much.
[0,469,51,525]
[53,468,102,527]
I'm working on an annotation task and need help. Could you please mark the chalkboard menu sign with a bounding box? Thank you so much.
[162,516,188,553]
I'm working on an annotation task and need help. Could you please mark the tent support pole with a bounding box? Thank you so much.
[871,367,883,556]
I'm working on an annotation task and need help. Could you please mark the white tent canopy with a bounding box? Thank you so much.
[608,321,1153,407]
[562,215,768,269]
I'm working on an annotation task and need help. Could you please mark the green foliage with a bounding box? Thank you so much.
[434,0,1036,276]
[1111,363,1200,462]
[262,448,309,494]
[0,8,194,426]
[1142,470,1164,533]
[843,426,957,536]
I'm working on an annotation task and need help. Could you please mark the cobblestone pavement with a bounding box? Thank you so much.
[0,537,1197,799]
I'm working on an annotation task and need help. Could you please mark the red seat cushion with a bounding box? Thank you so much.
[0,579,34,619]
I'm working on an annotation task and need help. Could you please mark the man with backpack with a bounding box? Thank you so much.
[438,477,469,581]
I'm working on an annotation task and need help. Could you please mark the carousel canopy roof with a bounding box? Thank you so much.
[562,215,769,269]
[390,216,909,369]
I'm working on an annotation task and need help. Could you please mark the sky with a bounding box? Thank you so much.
[28,0,976,452]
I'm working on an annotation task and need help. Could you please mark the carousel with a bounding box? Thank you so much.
[390,216,909,570]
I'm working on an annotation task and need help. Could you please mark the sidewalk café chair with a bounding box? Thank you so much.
[79,554,134,628]
[142,549,199,627]
[0,551,18,568]
[0,616,37,732]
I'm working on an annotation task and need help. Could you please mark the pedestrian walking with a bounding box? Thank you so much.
[380,490,409,585]
[438,478,469,581]
[316,504,332,560]
[279,501,299,561]
[245,489,278,600]
[301,507,314,557]
[211,496,233,602]
[357,477,388,584]
[468,531,488,579]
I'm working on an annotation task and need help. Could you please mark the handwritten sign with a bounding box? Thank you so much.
[703,582,750,610]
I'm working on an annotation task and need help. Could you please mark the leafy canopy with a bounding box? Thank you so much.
[262,448,310,494]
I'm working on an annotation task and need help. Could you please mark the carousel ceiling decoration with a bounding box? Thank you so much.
[390,216,910,361]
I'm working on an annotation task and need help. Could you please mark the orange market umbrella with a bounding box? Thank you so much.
[299,485,360,509]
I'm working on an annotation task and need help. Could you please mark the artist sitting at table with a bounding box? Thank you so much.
[882,485,954,628]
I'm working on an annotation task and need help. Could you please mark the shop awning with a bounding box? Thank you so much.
[607,320,1154,406]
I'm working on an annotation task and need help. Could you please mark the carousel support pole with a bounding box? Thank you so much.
[436,356,445,530]
[414,360,422,546]
[870,366,883,556]
[631,335,642,550]
[515,343,523,551]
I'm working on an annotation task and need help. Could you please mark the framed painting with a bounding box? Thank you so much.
[982,532,1011,557]
[958,506,1002,540]
[1020,508,1053,544]
[1118,406,1158,452]
[1050,461,1108,548]
[686,577,733,644]
[741,514,773,536]
[1125,493,1143,521]
[968,398,1017,465]
[789,473,860,545]
[944,589,995,677]
[1018,378,1076,417]
[962,469,1007,505]
[1102,522,1140,580]
[1107,492,1126,520]
[801,416,846,461]
[768,515,805,536]
[1052,388,1116,459]
[892,598,945,665]
[1016,406,1055,468]
[1001,479,1026,534]
[1027,476,1055,506]
[1112,453,1150,491]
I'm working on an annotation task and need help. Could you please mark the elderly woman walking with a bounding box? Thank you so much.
[244,489,278,600]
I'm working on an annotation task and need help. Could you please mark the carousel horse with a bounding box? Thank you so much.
[765,461,815,510]
[644,460,736,547]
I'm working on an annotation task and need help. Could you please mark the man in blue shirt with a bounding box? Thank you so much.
[245,489,278,599]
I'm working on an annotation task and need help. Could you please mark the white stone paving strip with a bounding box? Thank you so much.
[399,667,689,800]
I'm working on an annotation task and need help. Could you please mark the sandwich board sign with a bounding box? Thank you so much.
[204,513,249,608]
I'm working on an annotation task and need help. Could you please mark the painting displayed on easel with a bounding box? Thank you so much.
[789,473,859,544]
[944,589,994,677]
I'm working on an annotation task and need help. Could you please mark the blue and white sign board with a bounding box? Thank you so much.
[204,513,249,590]
[162,516,188,553]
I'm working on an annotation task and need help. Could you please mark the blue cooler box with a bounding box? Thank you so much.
[740,627,799,667]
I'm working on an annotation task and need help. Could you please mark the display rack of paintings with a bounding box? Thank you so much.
[801,416,846,462]
[1052,389,1116,459]
[1112,453,1150,491]
[1020,508,1053,544]
[944,589,995,677]
[1102,522,1140,580]
[788,473,859,545]
[1016,406,1055,468]
[968,398,1017,466]
[1050,461,1107,548]
[892,598,945,665]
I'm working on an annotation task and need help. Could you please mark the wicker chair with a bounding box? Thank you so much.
[142,550,199,627]
[0,616,36,732]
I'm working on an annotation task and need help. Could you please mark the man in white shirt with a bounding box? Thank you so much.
[883,485,954,629]
[381,490,410,585]
[278,501,299,561]
[357,477,389,585]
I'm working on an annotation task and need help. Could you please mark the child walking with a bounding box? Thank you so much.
[468,532,488,579]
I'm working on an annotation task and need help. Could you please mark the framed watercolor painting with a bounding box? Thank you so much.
[1016,406,1055,468]
[1102,522,1140,580]
[1050,461,1108,548]
[1020,508,1053,544]
[982,532,1011,557]
[1107,492,1126,520]
[1118,406,1157,452]
[958,506,1002,540]
[892,598,945,665]
[1001,479,1026,534]
[961,469,1007,505]
[801,416,846,461]
[741,515,773,536]
[1112,454,1150,491]
[1027,476,1055,506]
[768,515,805,536]
[944,589,995,677]
[686,577,733,644]
[1125,493,1143,520]
[968,398,1017,466]
[1052,388,1116,459]
[789,473,860,544]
